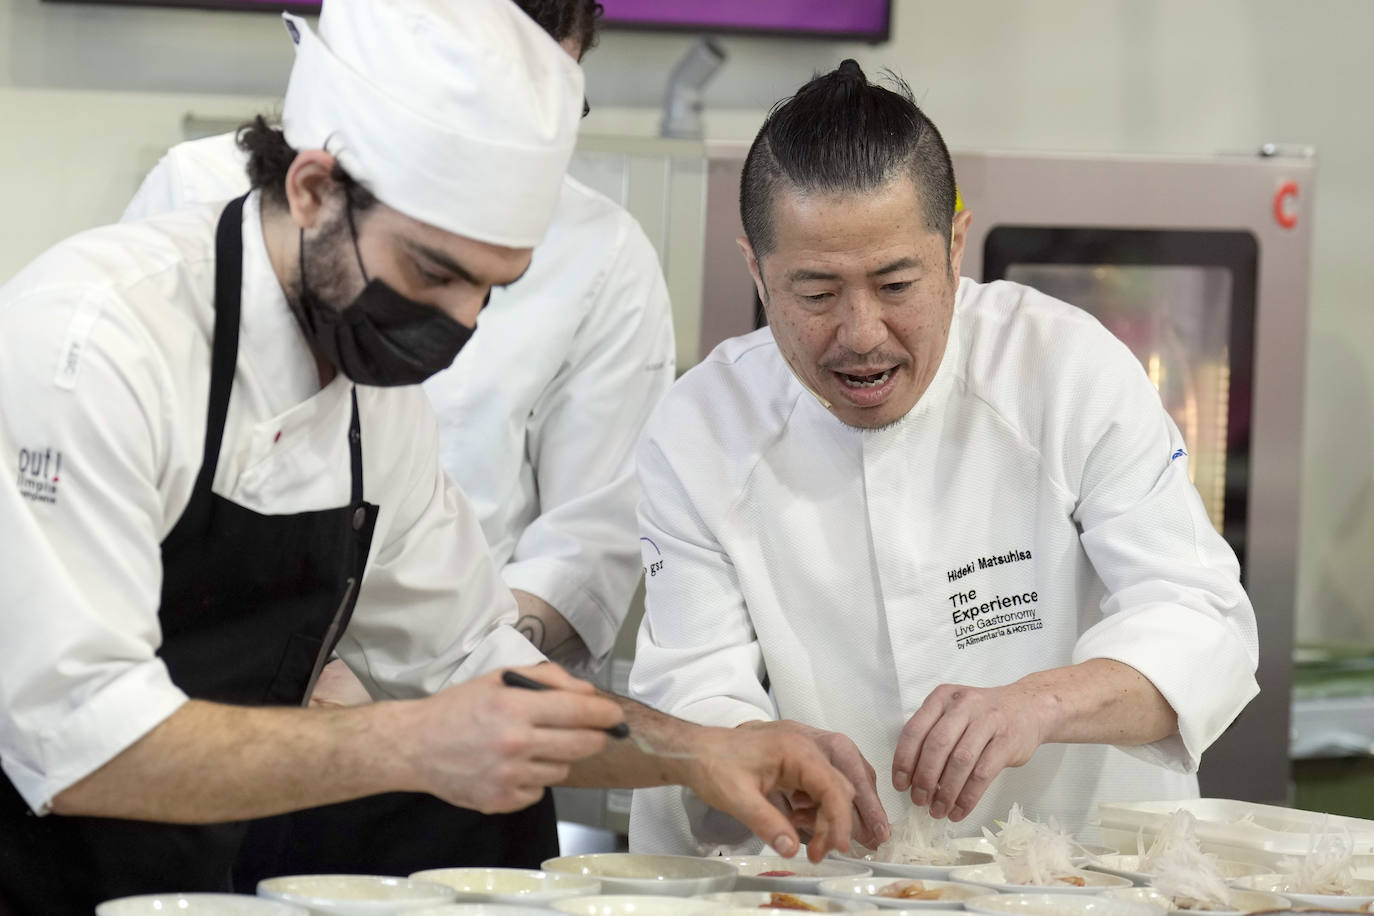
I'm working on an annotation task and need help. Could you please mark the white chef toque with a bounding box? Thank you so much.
[279,0,584,249]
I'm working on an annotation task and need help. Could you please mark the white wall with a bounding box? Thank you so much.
[1,0,1371,643]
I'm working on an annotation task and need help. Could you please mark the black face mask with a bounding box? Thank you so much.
[294,206,474,387]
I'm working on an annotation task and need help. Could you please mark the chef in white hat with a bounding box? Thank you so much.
[118,0,681,879]
[0,2,855,911]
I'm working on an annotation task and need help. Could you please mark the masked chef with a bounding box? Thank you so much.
[118,0,678,879]
[0,3,857,911]
[627,60,1260,855]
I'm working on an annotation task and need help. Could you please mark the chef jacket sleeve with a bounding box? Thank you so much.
[0,288,188,813]
[626,414,775,731]
[337,400,544,700]
[1064,332,1259,774]
[502,218,676,667]
[627,411,777,855]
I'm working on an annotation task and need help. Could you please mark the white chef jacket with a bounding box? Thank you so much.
[124,133,676,663]
[0,193,546,814]
[628,278,1259,853]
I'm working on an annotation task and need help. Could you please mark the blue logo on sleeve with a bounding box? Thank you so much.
[1171,448,1187,462]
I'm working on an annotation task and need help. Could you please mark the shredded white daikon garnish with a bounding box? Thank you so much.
[872,806,961,866]
[1277,823,1357,895]
[982,804,1077,886]
[1146,811,1234,910]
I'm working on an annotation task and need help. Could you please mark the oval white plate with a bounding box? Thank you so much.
[948,865,1130,895]
[542,854,737,897]
[98,895,307,916]
[1099,886,1292,915]
[964,893,1160,916]
[816,876,993,910]
[698,890,867,911]
[409,868,601,903]
[722,856,872,894]
[257,875,456,915]
[550,894,712,915]
[1232,873,1374,909]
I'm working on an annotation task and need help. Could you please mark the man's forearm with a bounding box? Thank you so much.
[51,698,417,823]
[513,588,588,666]
[562,692,698,789]
[1027,658,1178,746]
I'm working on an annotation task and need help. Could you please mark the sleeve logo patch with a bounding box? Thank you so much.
[1171,448,1187,462]
[16,447,62,504]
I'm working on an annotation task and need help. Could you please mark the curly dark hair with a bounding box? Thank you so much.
[240,0,603,209]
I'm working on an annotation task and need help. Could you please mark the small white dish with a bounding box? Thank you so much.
[1231,873,1374,909]
[256,874,456,915]
[1098,886,1292,915]
[98,895,308,916]
[964,893,1159,916]
[722,856,873,894]
[948,864,1130,895]
[816,876,992,909]
[542,854,736,897]
[697,890,867,911]
[409,867,600,904]
[550,894,712,915]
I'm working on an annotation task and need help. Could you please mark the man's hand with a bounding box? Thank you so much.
[891,661,1179,823]
[403,664,624,814]
[683,724,856,863]
[891,682,1045,823]
[737,720,889,850]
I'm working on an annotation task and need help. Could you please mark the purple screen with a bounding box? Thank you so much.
[45,0,889,37]
[600,0,890,40]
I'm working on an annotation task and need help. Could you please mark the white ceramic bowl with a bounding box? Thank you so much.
[550,894,713,915]
[542,855,737,897]
[816,876,993,910]
[963,893,1159,916]
[948,865,1129,896]
[721,856,873,894]
[833,850,995,882]
[1098,886,1293,915]
[256,875,457,915]
[410,868,601,904]
[697,890,868,911]
[98,895,308,916]
[1231,873,1374,909]
[403,907,557,916]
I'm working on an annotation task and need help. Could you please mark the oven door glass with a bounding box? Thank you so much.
[984,228,1257,569]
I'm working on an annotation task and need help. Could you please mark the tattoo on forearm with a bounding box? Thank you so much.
[516,614,547,651]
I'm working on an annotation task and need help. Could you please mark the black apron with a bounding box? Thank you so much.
[0,196,379,914]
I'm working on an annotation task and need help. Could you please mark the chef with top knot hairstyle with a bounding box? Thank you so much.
[627,59,1260,855]
[0,4,859,911]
